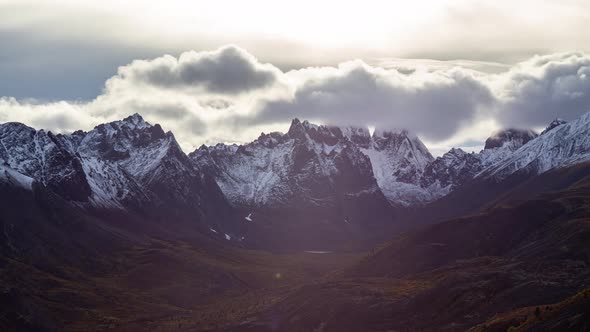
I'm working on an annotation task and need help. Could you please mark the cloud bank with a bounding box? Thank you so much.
[1,46,589,155]
[254,62,494,141]
[497,53,590,127]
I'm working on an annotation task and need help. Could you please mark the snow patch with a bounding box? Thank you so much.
[0,165,34,190]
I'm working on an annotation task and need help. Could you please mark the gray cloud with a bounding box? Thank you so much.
[498,53,590,127]
[118,46,280,94]
[253,62,494,141]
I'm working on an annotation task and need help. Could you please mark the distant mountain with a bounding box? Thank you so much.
[2,112,590,250]
[421,128,538,193]
[191,120,436,207]
[191,119,382,209]
[481,114,590,180]
[190,119,394,250]
[421,112,587,225]
[357,128,435,206]
[406,115,590,226]
[0,114,236,237]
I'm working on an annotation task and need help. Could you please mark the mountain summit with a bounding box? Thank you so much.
[0,113,235,235]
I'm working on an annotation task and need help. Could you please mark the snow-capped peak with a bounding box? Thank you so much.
[484,128,538,151]
[191,119,385,207]
[541,118,567,135]
[482,112,590,180]
[340,127,371,147]
[1,114,203,208]
[120,113,151,130]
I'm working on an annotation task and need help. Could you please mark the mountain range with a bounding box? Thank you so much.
[2,112,590,250]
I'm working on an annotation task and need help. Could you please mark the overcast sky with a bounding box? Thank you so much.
[1,0,589,155]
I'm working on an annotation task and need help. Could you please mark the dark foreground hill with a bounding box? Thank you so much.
[226,162,590,332]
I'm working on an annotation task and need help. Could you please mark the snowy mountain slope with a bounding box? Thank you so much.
[0,164,34,190]
[482,113,590,180]
[420,128,539,197]
[541,118,567,135]
[0,116,169,207]
[360,129,435,206]
[0,122,92,201]
[71,114,201,208]
[420,148,481,196]
[191,119,385,209]
[192,134,295,207]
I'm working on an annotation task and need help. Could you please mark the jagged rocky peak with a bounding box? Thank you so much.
[341,127,371,147]
[441,147,469,160]
[121,112,151,129]
[0,121,36,135]
[93,113,166,139]
[79,113,171,160]
[286,118,307,139]
[268,123,434,206]
[195,142,239,154]
[421,147,482,191]
[541,118,567,135]
[0,121,92,201]
[484,128,538,151]
[254,131,287,148]
[287,118,346,146]
[189,118,387,209]
[420,128,539,195]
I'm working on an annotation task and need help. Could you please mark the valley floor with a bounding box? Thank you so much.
[1,238,363,332]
